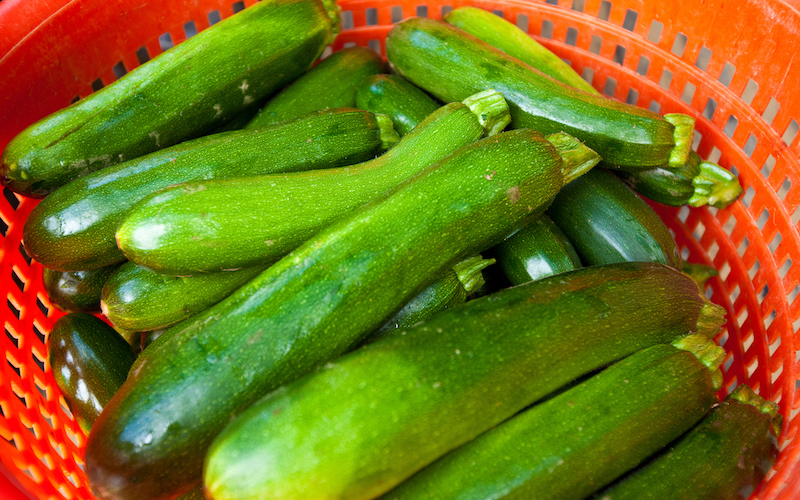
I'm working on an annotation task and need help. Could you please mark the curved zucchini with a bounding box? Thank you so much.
[42,264,121,313]
[85,128,586,500]
[1,0,340,197]
[47,313,136,435]
[386,17,692,170]
[101,262,265,332]
[494,214,582,285]
[383,334,724,500]
[115,90,508,275]
[23,108,394,271]
[547,167,682,269]
[355,74,441,136]
[201,263,725,500]
[595,384,781,500]
[246,46,385,128]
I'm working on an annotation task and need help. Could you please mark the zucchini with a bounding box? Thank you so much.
[246,46,385,128]
[595,384,781,500]
[546,167,682,269]
[22,108,394,271]
[494,213,582,285]
[382,334,724,500]
[47,313,136,434]
[355,74,441,136]
[0,0,340,198]
[201,263,725,500]
[85,128,590,500]
[101,262,265,332]
[115,90,510,275]
[385,17,693,170]
[42,264,121,313]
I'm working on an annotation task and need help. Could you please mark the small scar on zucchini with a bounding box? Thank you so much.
[506,186,521,204]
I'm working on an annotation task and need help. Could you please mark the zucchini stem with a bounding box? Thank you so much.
[452,255,495,294]
[671,333,726,390]
[694,294,726,339]
[664,114,696,169]
[374,113,401,150]
[681,262,719,290]
[461,89,511,137]
[689,161,743,209]
[544,132,601,185]
[730,385,783,438]
[319,0,342,43]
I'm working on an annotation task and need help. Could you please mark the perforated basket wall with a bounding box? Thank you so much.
[1,0,799,498]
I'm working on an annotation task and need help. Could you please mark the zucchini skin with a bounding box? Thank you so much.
[115,100,486,275]
[494,214,582,285]
[385,17,675,170]
[47,313,136,435]
[43,264,120,313]
[85,129,570,500]
[101,262,265,332]
[595,385,780,500]
[383,340,721,500]
[202,263,722,500]
[355,74,441,135]
[547,168,682,269]
[0,0,338,197]
[246,46,385,128]
[23,108,389,271]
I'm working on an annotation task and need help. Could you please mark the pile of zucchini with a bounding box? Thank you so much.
[2,0,773,499]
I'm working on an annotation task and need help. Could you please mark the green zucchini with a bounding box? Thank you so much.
[101,262,265,332]
[595,384,781,500]
[547,167,682,269]
[385,17,693,170]
[681,261,719,290]
[201,263,725,500]
[115,90,510,275]
[382,334,724,500]
[355,74,441,136]
[0,0,340,198]
[494,214,582,285]
[246,46,385,128]
[47,313,136,434]
[22,108,394,271]
[42,264,121,313]
[85,128,590,500]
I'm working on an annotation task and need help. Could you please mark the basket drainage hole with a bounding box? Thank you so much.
[589,35,602,54]
[391,6,403,23]
[719,62,736,87]
[232,1,245,13]
[365,7,378,25]
[341,10,354,29]
[11,269,25,293]
[3,187,20,211]
[36,297,49,317]
[742,186,756,207]
[622,9,637,31]
[6,357,21,378]
[770,230,784,254]
[762,98,780,127]
[647,19,663,43]
[782,119,798,146]
[649,100,661,113]
[516,14,529,32]
[603,77,617,97]
[541,20,554,39]
[671,32,687,57]
[681,82,696,105]
[598,0,611,21]
[6,299,20,320]
[695,46,712,71]
[207,9,222,25]
[546,0,558,5]
[492,9,503,17]
[659,69,673,90]
[582,67,594,86]
[613,44,625,65]
[415,5,428,17]
[32,351,45,373]
[158,32,174,51]
[566,27,578,46]
[779,259,792,280]
[90,78,104,92]
[112,61,127,79]
[703,98,717,121]
[741,79,759,106]
[70,95,80,105]
[708,146,721,164]
[625,88,638,105]
[5,327,19,349]
[572,0,585,12]
[636,56,649,76]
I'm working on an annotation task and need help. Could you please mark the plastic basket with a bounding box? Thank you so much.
[1,0,799,497]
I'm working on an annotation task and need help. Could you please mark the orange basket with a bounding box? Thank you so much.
[1,0,799,498]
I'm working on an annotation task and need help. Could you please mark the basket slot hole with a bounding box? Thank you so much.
[232,1,245,13]
[603,77,617,97]
[749,258,760,280]
[680,247,690,261]
[707,146,722,164]
[440,5,453,16]
[13,383,29,408]
[365,7,378,25]
[778,176,792,201]
[695,46,712,71]
[764,309,776,330]
[671,32,688,57]
[622,9,637,31]
[516,14,529,32]
[112,61,127,79]
[7,354,21,379]
[635,56,649,76]
[747,357,759,378]
[582,67,595,86]
[565,27,578,46]
[780,259,792,280]
[589,35,602,54]
[719,62,736,87]
[681,82,696,105]
[34,376,48,401]
[5,326,20,349]
[343,41,356,48]
[647,20,663,43]
[158,32,174,51]
[36,296,49,317]
[7,299,21,320]
[341,10,354,29]
[772,363,784,384]
[677,204,690,223]
[70,95,81,104]
[742,186,756,208]
[612,44,625,65]
[730,283,741,303]
[207,9,222,25]
[770,335,782,356]
[546,0,558,5]
[706,240,720,261]
[692,129,703,151]
[11,269,25,293]
[659,69,673,91]
[32,349,45,373]
[0,214,8,237]
[740,79,759,106]
[90,78,104,92]
[742,327,754,350]
[625,88,639,105]
[649,100,661,113]
[571,0,585,12]
[598,0,611,21]
[368,39,381,55]
[757,208,770,230]
[762,97,780,126]
[4,187,20,211]
[737,235,750,256]
[541,20,554,39]
[183,20,198,39]
[391,6,403,23]
[789,285,800,307]
[492,9,503,17]
[723,115,738,138]
[782,119,799,146]
[136,46,150,64]
[724,354,735,372]
[33,322,45,344]
[693,220,706,241]
[416,5,428,17]
[743,133,758,158]
[320,46,333,59]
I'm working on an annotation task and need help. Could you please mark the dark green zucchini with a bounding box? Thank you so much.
[355,74,441,136]
[201,263,725,500]
[47,313,136,434]
[383,335,724,500]
[494,214,582,285]
[101,262,265,332]
[385,17,693,170]
[85,128,590,500]
[595,384,781,500]
[1,0,340,198]
[547,167,682,269]
[42,264,121,313]
[115,90,510,275]
[23,108,395,271]
[246,46,385,128]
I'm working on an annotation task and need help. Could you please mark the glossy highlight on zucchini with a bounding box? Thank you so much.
[43,264,121,313]
[355,74,441,136]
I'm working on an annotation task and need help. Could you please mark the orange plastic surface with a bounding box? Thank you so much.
[1,0,799,498]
